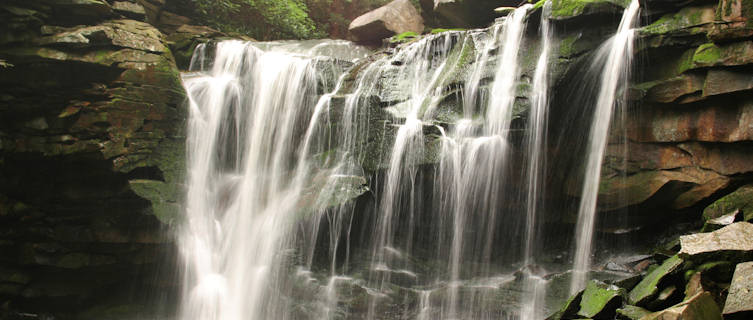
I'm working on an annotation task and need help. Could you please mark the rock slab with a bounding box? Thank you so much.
[723,262,753,316]
[679,222,753,259]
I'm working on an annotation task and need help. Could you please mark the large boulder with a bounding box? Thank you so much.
[348,0,424,43]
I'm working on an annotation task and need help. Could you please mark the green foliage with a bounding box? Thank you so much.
[181,0,395,40]
[188,0,323,40]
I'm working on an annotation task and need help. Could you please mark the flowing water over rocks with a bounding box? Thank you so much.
[180,4,642,319]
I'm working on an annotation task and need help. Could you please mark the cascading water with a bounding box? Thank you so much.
[570,0,640,294]
[179,2,642,319]
[431,6,532,319]
[520,3,552,320]
[180,40,371,320]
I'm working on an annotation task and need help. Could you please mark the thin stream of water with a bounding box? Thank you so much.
[570,0,640,295]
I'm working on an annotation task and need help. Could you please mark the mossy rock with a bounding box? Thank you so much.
[577,280,626,318]
[703,185,753,222]
[640,5,716,36]
[628,255,685,307]
[678,41,753,73]
[616,305,651,319]
[549,0,631,20]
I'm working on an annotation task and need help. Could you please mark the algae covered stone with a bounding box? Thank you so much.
[577,280,625,318]
[703,185,753,221]
[628,255,684,306]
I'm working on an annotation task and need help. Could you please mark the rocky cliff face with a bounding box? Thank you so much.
[593,0,753,226]
[0,0,191,318]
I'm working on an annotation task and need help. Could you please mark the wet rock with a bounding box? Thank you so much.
[628,255,684,306]
[702,69,753,97]
[577,280,625,319]
[681,41,753,73]
[642,291,723,320]
[627,97,753,143]
[704,185,753,222]
[649,285,680,310]
[640,5,716,36]
[547,289,583,319]
[616,305,650,319]
[678,142,753,176]
[167,24,225,70]
[112,1,146,21]
[550,0,630,21]
[709,0,753,41]
[723,262,753,316]
[348,0,424,43]
[684,272,707,299]
[701,210,741,232]
[635,73,705,103]
[696,261,735,283]
[432,0,515,28]
[47,0,114,24]
[596,167,729,211]
[679,222,753,261]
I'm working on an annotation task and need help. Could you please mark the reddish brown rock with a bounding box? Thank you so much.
[703,69,753,97]
[709,0,753,41]
[627,98,753,143]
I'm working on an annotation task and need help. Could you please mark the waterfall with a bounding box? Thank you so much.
[570,0,640,294]
[433,6,533,319]
[520,2,552,319]
[180,40,370,320]
[178,2,640,318]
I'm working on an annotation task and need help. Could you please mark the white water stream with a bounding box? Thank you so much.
[570,0,640,294]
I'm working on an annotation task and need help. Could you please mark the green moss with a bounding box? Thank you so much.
[577,280,625,318]
[532,0,547,10]
[616,305,651,319]
[430,28,465,34]
[550,0,630,19]
[642,6,714,35]
[559,34,578,58]
[389,31,419,43]
[693,43,722,65]
[703,185,753,221]
[628,255,685,306]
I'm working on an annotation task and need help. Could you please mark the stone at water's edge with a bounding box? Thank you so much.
[348,0,424,43]
[679,222,753,260]
[723,262,753,316]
